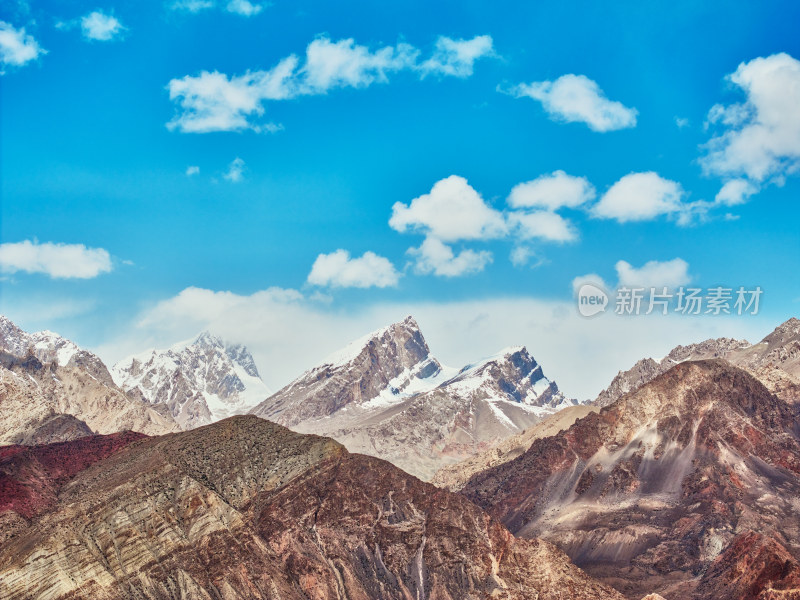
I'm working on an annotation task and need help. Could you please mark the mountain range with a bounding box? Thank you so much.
[458,318,800,600]
[0,416,627,600]
[250,316,577,479]
[0,316,178,445]
[3,312,800,599]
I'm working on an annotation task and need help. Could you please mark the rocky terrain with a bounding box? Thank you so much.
[112,332,272,429]
[0,316,180,445]
[595,318,800,408]
[431,404,598,491]
[0,415,627,600]
[251,316,578,480]
[461,359,800,599]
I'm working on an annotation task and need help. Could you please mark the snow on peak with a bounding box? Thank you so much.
[111,332,271,427]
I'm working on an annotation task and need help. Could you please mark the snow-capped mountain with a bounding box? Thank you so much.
[112,333,272,429]
[251,316,577,479]
[0,315,179,444]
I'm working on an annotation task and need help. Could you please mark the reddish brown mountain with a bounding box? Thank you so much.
[0,415,624,600]
[462,360,800,599]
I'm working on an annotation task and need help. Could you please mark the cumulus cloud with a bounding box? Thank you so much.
[307,250,400,288]
[420,35,494,77]
[0,20,45,71]
[592,172,685,223]
[167,34,493,133]
[223,157,245,182]
[408,237,492,277]
[0,240,113,279]
[615,258,691,289]
[715,178,759,206]
[701,53,800,183]
[389,175,506,242]
[507,170,595,210]
[508,210,577,242]
[80,11,125,41]
[185,165,200,176]
[226,0,263,16]
[506,74,637,132]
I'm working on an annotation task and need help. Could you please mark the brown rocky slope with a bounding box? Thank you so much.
[462,360,800,599]
[0,415,626,600]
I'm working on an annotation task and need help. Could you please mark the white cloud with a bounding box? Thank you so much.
[80,11,125,41]
[675,116,689,129]
[507,74,637,132]
[167,59,296,133]
[702,53,800,183]
[389,175,506,242]
[170,0,215,12]
[592,171,685,223]
[226,0,263,16]
[420,35,494,78]
[223,157,245,182]
[300,37,417,93]
[95,287,772,401]
[615,258,691,289]
[507,170,595,210]
[715,179,759,206]
[185,165,200,176]
[508,210,577,242]
[0,20,45,71]
[408,237,491,277]
[167,34,493,133]
[307,250,399,288]
[0,240,112,279]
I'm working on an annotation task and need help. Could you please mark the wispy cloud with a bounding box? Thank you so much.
[223,157,245,182]
[166,34,495,133]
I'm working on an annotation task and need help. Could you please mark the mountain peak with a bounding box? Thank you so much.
[320,316,430,369]
[112,333,271,428]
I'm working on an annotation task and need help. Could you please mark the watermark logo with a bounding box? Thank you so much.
[577,283,609,317]
[577,285,763,317]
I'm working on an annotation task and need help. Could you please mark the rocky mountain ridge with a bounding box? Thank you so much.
[251,316,578,479]
[461,358,800,599]
[0,415,629,600]
[112,332,272,429]
[0,316,180,445]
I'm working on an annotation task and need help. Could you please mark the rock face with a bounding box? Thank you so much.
[0,415,625,600]
[112,332,272,429]
[431,404,598,492]
[594,318,800,409]
[462,360,800,600]
[0,316,180,445]
[251,316,577,480]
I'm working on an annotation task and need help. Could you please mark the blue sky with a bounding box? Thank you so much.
[2,0,799,397]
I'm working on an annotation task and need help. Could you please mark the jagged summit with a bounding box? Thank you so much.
[251,316,575,479]
[112,332,271,429]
